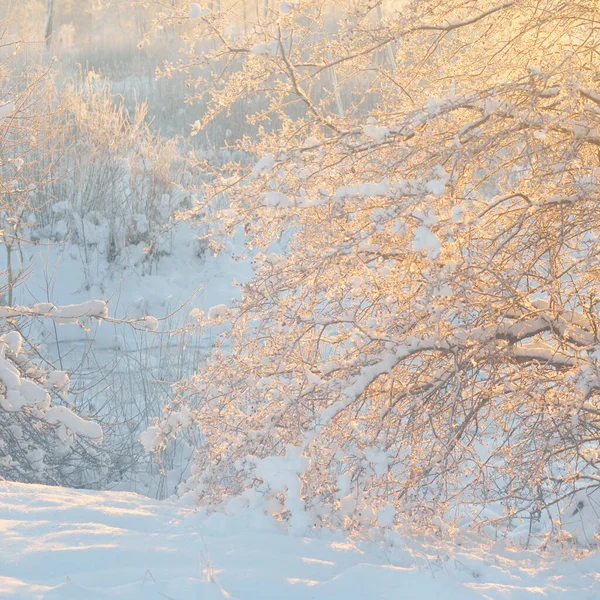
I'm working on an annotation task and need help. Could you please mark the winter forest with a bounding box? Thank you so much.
[0,0,599,598]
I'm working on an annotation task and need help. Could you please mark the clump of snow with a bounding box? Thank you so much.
[138,315,159,332]
[166,407,192,430]
[451,204,464,222]
[0,300,109,323]
[252,447,310,535]
[426,178,447,196]
[377,504,395,527]
[251,154,275,179]
[251,41,278,56]
[44,405,103,440]
[302,137,320,149]
[20,379,51,408]
[364,446,390,476]
[46,370,70,392]
[425,165,449,196]
[363,123,390,142]
[0,351,51,412]
[0,331,22,355]
[262,191,291,207]
[413,226,442,259]
[140,425,162,452]
[207,304,229,321]
[253,450,308,493]
[50,300,108,323]
[26,449,45,472]
[336,473,351,498]
[335,178,390,199]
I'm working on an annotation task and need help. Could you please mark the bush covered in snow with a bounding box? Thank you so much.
[0,302,107,486]
[147,0,600,543]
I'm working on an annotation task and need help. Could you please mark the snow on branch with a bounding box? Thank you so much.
[0,300,108,323]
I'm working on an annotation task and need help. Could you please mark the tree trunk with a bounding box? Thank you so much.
[44,0,54,48]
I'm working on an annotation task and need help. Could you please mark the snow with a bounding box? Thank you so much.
[0,481,598,599]
[250,154,275,179]
[413,225,442,259]
[44,405,103,440]
[301,137,320,149]
[335,178,390,199]
[426,165,449,196]
[137,316,159,332]
[262,191,291,207]
[562,488,600,545]
[251,447,310,535]
[49,300,109,322]
[426,177,447,196]
[0,331,22,355]
[0,353,50,411]
[46,370,69,391]
[1,218,251,361]
[377,504,395,527]
[363,123,390,142]
[139,425,162,452]
[0,300,108,323]
[207,303,229,321]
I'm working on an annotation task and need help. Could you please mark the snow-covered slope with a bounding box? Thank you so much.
[0,482,598,599]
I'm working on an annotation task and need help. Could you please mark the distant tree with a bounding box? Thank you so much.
[44,0,53,46]
[157,0,600,539]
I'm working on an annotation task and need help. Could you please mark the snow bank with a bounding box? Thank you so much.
[0,481,598,599]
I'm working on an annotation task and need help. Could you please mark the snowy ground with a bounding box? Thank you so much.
[8,221,251,336]
[0,482,599,600]
[0,223,251,496]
